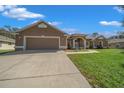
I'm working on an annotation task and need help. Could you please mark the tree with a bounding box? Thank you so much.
[92,32,99,37]
[2,25,20,32]
[0,25,19,39]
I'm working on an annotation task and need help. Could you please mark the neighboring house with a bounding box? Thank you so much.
[0,29,15,50]
[86,35,108,49]
[15,20,108,50]
[15,21,68,50]
[108,35,124,48]
[67,34,108,49]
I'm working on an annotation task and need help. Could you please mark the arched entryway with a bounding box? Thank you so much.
[73,38,86,49]
[67,35,86,49]
[97,41,103,48]
[93,40,103,49]
[75,38,83,49]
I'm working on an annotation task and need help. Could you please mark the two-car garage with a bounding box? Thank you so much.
[25,37,60,50]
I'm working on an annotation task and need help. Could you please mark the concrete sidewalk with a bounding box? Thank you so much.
[0,50,91,88]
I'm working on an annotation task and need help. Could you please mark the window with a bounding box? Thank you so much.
[8,42,12,45]
[38,23,47,28]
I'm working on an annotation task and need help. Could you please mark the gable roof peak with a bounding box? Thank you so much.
[16,20,68,35]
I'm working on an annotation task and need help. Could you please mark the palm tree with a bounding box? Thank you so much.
[92,32,99,38]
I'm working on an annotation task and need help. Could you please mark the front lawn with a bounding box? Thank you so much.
[0,50,14,54]
[68,49,124,88]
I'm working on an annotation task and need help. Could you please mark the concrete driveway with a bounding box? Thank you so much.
[0,50,91,88]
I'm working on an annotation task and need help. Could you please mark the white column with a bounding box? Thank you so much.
[23,36,26,51]
[93,41,95,48]
[84,40,86,49]
[101,41,103,48]
[73,39,75,49]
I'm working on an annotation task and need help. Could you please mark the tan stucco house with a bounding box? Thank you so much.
[108,35,124,48]
[15,20,108,50]
[86,35,108,49]
[67,34,108,49]
[0,29,15,50]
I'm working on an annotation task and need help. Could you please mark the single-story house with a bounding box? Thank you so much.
[108,36,124,48]
[0,29,15,50]
[15,21,68,50]
[67,34,108,49]
[86,35,108,49]
[15,20,108,50]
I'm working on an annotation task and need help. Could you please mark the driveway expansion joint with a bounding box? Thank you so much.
[0,72,80,81]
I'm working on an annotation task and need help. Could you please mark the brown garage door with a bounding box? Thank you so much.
[26,38,59,50]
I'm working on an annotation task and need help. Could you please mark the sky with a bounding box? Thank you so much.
[0,5,124,37]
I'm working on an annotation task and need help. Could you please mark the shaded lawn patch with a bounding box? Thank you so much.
[0,50,15,55]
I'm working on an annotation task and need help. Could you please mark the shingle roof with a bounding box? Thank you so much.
[16,20,68,35]
[86,35,105,40]
[86,35,94,39]
[71,33,86,36]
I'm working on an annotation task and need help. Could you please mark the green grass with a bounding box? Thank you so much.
[68,49,124,88]
[0,50,14,54]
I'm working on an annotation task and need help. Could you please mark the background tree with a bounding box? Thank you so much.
[0,25,19,39]
[92,32,100,37]
[2,25,20,32]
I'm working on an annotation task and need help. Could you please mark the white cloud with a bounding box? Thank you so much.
[0,5,45,20]
[0,5,4,11]
[48,21,62,26]
[113,6,124,13]
[4,5,17,10]
[62,28,79,34]
[99,21,122,26]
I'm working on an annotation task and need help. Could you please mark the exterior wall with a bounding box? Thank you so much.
[15,22,67,50]
[109,42,124,48]
[86,39,108,49]
[94,39,108,48]
[86,39,93,48]
[108,38,124,43]
[60,36,67,49]
[108,39,124,48]
[0,42,15,50]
